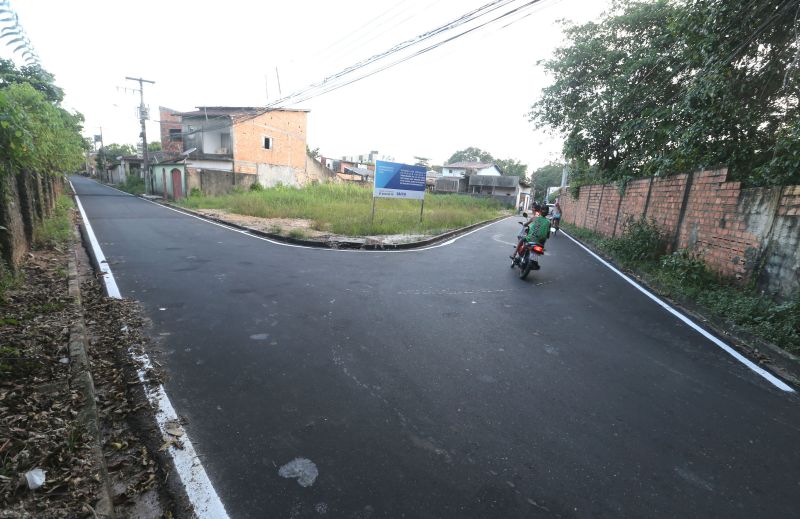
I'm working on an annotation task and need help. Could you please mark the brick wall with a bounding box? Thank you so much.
[560,169,800,299]
[159,107,183,156]
[232,110,307,175]
[596,184,621,237]
[645,174,688,236]
[616,178,651,237]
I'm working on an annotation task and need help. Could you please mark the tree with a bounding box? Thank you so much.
[529,163,564,201]
[0,83,84,173]
[148,141,161,152]
[446,147,528,179]
[495,158,527,178]
[96,143,136,170]
[413,156,430,167]
[530,0,800,187]
[446,147,494,164]
[306,145,320,159]
[0,59,65,104]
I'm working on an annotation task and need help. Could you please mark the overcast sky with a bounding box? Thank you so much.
[9,0,611,171]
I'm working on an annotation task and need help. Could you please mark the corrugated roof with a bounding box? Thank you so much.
[344,167,374,177]
[468,175,519,188]
[178,106,310,119]
[443,161,495,169]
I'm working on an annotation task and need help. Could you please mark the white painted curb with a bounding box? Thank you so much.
[70,180,230,518]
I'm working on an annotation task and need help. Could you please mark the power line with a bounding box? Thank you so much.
[259,0,518,111]
[308,0,447,70]
[274,0,546,108]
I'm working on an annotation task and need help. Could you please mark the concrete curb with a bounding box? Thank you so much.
[67,233,116,519]
[148,198,510,250]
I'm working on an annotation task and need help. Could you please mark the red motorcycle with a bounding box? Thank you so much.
[511,219,545,279]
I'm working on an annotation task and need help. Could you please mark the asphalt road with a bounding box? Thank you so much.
[71,176,800,519]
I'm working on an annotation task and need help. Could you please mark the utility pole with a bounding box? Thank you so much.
[96,127,105,180]
[125,76,155,193]
[561,162,569,189]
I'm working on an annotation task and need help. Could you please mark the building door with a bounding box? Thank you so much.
[171,168,183,200]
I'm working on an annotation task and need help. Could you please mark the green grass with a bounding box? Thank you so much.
[117,176,146,196]
[179,183,508,236]
[561,221,800,354]
[33,194,74,249]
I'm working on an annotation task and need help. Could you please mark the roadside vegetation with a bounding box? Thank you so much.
[562,220,800,355]
[179,183,509,236]
[116,175,146,196]
[33,194,74,248]
[531,0,800,189]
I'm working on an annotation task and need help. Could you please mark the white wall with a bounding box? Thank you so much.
[187,159,233,171]
[443,167,465,177]
[257,163,302,187]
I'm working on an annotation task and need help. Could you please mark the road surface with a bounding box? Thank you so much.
[71,176,800,518]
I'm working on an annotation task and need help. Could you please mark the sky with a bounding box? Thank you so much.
[8,0,612,171]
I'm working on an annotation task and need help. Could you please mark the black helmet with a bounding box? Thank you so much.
[540,205,549,216]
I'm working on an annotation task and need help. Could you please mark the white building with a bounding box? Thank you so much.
[441,161,502,178]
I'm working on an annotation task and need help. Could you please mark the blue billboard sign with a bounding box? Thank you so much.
[373,160,427,200]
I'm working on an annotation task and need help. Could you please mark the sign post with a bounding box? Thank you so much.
[372,160,427,224]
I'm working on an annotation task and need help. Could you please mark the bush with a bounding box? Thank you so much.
[659,249,715,288]
[33,195,73,249]
[119,176,146,196]
[189,187,201,197]
[249,181,264,192]
[602,217,666,265]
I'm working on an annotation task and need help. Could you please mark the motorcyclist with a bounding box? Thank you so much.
[511,205,550,262]
[523,205,550,269]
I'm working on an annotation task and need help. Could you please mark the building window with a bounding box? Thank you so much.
[220,132,231,149]
[169,128,182,142]
[263,136,272,150]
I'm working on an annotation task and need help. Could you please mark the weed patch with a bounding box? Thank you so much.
[117,175,146,196]
[179,183,508,236]
[33,194,74,249]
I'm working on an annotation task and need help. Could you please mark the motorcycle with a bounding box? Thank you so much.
[511,218,545,280]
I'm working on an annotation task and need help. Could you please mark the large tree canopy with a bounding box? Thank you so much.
[446,147,494,164]
[0,59,84,174]
[529,163,564,200]
[530,0,800,187]
[446,147,528,178]
[0,58,64,104]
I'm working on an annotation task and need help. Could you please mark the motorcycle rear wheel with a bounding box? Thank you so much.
[519,255,532,279]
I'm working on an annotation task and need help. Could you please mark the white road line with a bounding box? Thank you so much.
[69,180,230,518]
[88,178,508,252]
[72,190,121,299]
[561,230,794,393]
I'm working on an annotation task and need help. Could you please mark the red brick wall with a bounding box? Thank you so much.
[159,107,183,156]
[595,184,621,236]
[778,185,800,216]
[232,110,307,175]
[559,169,800,296]
[615,178,651,237]
[582,185,603,230]
[646,174,688,236]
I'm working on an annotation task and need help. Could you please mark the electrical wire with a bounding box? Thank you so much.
[273,0,546,108]
[258,0,518,111]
